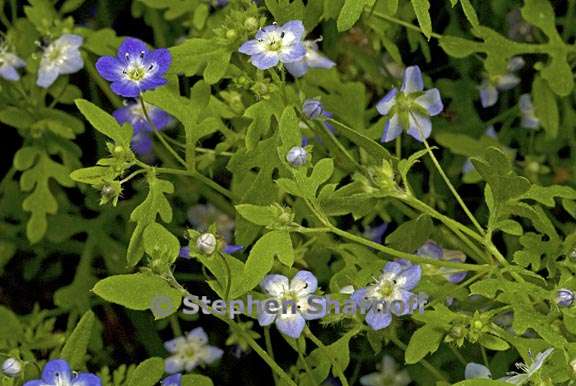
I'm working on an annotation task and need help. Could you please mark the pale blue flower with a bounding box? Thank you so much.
[416,240,467,283]
[2,358,22,377]
[479,57,524,108]
[285,40,335,77]
[239,20,306,70]
[519,93,539,129]
[360,355,411,386]
[351,260,421,330]
[376,65,443,142]
[37,34,84,88]
[23,359,101,386]
[0,42,26,81]
[164,327,224,374]
[286,146,308,166]
[465,362,493,379]
[257,271,326,339]
[161,374,182,386]
[556,288,574,307]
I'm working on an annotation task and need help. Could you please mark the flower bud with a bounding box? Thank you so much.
[286,146,308,167]
[556,288,575,307]
[244,17,259,31]
[101,184,116,199]
[197,233,217,255]
[225,29,237,40]
[2,358,22,377]
[302,99,325,120]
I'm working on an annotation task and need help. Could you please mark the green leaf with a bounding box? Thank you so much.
[532,76,559,138]
[459,0,479,29]
[385,215,433,252]
[0,306,22,340]
[337,0,370,32]
[520,185,576,207]
[235,204,283,227]
[405,324,445,364]
[143,223,180,264]
[410,0,432,39]
[328,119,391,162]
[478,334,510,351]
[93,273,182,319]
[70,166,109,185]
[126,358,164,386]
[181,374,214,386]
[60,311,96,368]
[170,39,231,84]
[127,175,174,266]
[452,380,510,386]
[75,99,132,144]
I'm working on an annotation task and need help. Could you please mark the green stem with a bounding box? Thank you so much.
[264,327,278,385]
[422,138,485,235]
[304,326,350,386]
[370,10,443,39]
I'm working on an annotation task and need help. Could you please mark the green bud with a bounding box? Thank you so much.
[244,17,258,31]
[225,29,238,40]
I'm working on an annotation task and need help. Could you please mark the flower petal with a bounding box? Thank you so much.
[365,307,392,330]
[144,48,172,76]
[161,374,182,386]
[111,80,141,98]
[58,34,83,47]
[164,356,185,374]
[380,113,402,142]
[164,336,186,353]
[400,65,424,93]
[257,300,277,326]
[131,132,153,156]
[282,20,305,39]
[479,81,498,108]
[416,240,443,260]
[118,38,149,60]
[284,60,308,77]
[250,52,280,70]
[290,270,318,295]
[275,313,305,338]
[398,264,422,291]
[496,74,520,90]
[239,39,263,55]
[72,373,102,386]
[0,64,20,81]
[465,362,493,379]
[279,43,306,63]
[260,274,289,296]
[200,346,224,364]
[415,88,443,116]
[95,56,122,81]
[406,112,431,142]
[376,88,398,116]
[42,360,72,384]
[187,327,208,344]
[36,65,60,88]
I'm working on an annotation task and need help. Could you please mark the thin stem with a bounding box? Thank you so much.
[218,252,232,301]
[390,336,448,382]
[422,138,485,235]
[449,345,467,366]
[152,166,233,200]
[370,10,443,39]
[395,135,402,158]
[263,327,278,385]
[169,316,182,337]
[304,327,350,386]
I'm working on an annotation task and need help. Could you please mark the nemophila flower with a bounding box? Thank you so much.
[96,37,171,97]
[257,271,326,339]
[376,65,443,143]
[416,240,467,283]
[164,327,224,374]
[464,348,554,384]
[519,93,539,129]
[286,145,308,166]
[196,232,217,255]
[37,34,84,88]
[285,40,335,78]
[478,57,524,108]
[0,42,26,81]
[556,288,575,307]
[360,355,411,386]
[23,359,101,386]
[113,101,171,157]
[2,358,22,377]
[238,20,306,70]
[364,223,389,244]
[351,260,421,330]
[302,99,335,133]
[161,374,182,386]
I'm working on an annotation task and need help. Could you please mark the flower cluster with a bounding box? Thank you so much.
[164,327,224,374]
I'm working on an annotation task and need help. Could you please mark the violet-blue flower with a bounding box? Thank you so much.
[0,42,26,81]
[416,240,468,284]
[96,37,171,97]
[351,260,421,330]
[238,20,306,70]
[113,101,172,157]
[376,65,443,143]
[164,327,224,374]
[23,359,101,386]
[285,40,335,78]
[519,93,539,129]
[257,270,326,339]
[161,374,182,386]
[478,57,524,108]
[37,34,84,88]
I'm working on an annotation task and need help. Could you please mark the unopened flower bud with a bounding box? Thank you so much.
[302,99,325,120]
[556,288,575,307]
[197,233,217,255]
[101,184,116,199]
[244,17,258,31]
[225,29,237,40]
[286,146,308,167]
[2,358,22,377]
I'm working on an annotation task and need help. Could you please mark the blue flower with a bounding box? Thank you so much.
[164,327,224,374]
[519,93,539,129]
[37,34,84,88]
[113,101,172,157]
[257,271,326,339]
[23,359,101,386]
[556,288,575,307]
[285,40,335,78]
[238,20,306,70]
[376,65,443,143]
[286,146,308,167]
[0,43,26,81]
[465,362,493,380]
[161,374,182,386]
[416,240,467,284]
[364,223,389,244]
[478,57,524,108]
[96,38,171,97]
[351,260,421,330]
